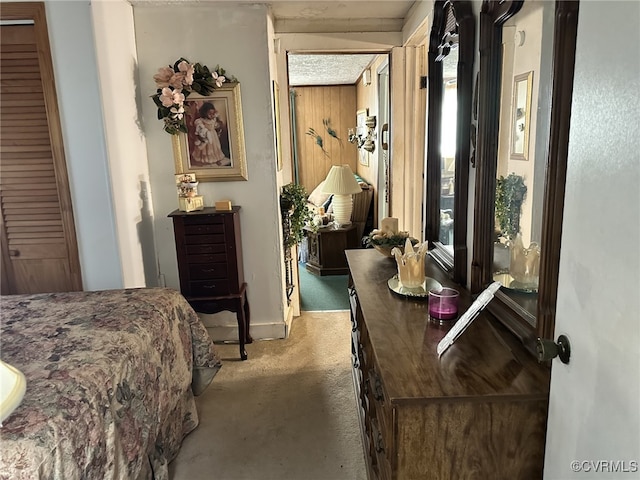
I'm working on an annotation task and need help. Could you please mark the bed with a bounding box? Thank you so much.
[0,287,222,480]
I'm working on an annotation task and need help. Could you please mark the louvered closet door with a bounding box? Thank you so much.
[0,6,82,294]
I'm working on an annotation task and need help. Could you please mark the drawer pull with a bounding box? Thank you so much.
[202,268,217,273]
[371,419,385,453]
[202,284,217,289]
[368,371,384,403]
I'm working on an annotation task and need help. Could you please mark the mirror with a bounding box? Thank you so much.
[473,0,580,352]
[425,0,475,285]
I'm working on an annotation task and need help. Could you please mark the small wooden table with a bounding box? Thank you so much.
[304,224,358,276]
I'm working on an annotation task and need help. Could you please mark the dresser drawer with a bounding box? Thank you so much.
[189,280,230,296]
[187,253,228,264]
[188,263,228,279]
[185,233,226,245]
[186,244,226,255]
[185,223,224,235]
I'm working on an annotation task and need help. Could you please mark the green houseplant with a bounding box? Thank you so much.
[280,182,313,248]
[495,173,527,240]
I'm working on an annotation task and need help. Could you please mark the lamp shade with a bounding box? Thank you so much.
[322,165,362,226]
[322,165,362,195]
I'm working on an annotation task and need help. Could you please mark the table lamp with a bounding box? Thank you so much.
[322,164,362,227]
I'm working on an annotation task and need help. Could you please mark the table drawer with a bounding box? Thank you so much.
[188,263,228,280]
[189,280,231,296]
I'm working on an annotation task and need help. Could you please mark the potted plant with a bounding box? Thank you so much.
[280,182,313,248]
[495,173,527,241]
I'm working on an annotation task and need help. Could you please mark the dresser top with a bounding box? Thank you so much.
[346,249,550,403]
[168,206,241,217]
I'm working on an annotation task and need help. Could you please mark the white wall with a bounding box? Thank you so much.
[544,1,640,477]
[91,0,157,288]
[45,0,123,290]
[133,4,285,336]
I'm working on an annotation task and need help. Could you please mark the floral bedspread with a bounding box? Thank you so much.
[0,288,222,480]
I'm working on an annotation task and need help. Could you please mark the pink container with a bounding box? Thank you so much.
[428,287,459,322]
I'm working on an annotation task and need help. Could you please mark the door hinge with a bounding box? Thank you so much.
[420,76,428,89]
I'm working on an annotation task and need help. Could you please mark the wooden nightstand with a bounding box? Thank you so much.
[168,207,251,360]
[304,224,358,276]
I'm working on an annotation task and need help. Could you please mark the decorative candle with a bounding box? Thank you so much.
[380,217,399,235]
[428,288,460,321]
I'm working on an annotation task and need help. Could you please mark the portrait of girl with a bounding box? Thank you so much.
[185,99,232,168]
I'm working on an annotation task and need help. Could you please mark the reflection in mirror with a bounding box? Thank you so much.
[473,0,580,351]
[426,0,475,286]
[439,50,457,251]
[493,0,554,301]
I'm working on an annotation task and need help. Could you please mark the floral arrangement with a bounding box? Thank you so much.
[151,58,238,135]
[364,228,418,249]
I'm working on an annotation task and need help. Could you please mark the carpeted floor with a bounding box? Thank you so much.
[298,262,350,311]
[170,311,367,480]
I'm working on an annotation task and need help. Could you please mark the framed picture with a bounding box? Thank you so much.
[356,108,369,166]
[510,71,533,161]
[272,80,283,172]
[172,83,247,181]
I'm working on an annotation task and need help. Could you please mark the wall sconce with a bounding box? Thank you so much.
[348,115,377,153]
[362,68,372,86]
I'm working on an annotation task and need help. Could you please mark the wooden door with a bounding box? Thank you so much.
[0,2,82,294]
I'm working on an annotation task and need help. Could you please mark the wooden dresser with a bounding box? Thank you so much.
[169,207,251,360]
[346,249,550,479]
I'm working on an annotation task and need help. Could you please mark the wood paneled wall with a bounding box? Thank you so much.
[291,86,358,193]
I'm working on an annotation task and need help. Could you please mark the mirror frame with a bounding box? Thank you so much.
[425,0,475,285]
[472,0,580,352]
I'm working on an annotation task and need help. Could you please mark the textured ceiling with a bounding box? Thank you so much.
[130,0,415,86]
[269,1,415,20]
[288,53,378,86]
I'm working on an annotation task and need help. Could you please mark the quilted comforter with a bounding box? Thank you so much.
[0,288,221,480]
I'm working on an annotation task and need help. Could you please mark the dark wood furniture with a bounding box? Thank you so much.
[472,0,579,349]
[347,249,550,480]
[169,207,251,360]
[304,224,358,276]
[425,0,475,284]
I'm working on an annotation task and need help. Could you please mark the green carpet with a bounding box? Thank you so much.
[298,262,350,311]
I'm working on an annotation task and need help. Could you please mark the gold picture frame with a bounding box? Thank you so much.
[172,83,247,181]
[510,71,533,161]
[272,80,283,172]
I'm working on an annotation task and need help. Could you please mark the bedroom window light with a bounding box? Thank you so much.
[322,164,362,227]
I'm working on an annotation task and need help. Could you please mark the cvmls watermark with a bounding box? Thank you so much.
[571,460,638,473]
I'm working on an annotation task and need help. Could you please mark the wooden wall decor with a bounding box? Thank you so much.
[291,85,357,193]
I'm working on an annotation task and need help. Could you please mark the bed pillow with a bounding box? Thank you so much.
[307,181,332,207]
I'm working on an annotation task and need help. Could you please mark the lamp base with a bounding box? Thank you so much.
[331,194,353,227]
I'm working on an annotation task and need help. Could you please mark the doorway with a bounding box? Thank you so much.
[286,52,389,311]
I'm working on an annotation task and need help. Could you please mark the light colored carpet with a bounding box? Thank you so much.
[170,311,367,480]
